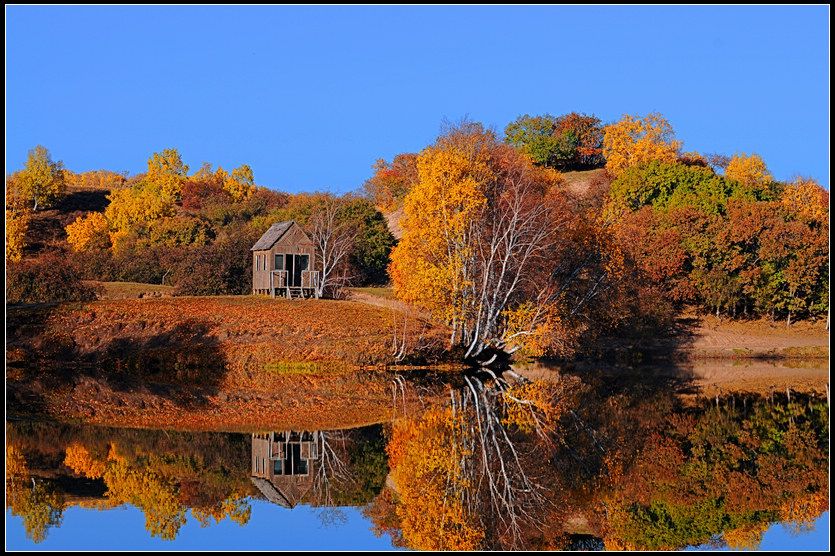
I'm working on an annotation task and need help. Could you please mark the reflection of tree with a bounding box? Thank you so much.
[6,445,66,544]
[386,373,567,550]
[61,436,252,541]
[103,457,188,540]
[601,393,830,550]
[378,375,829,552]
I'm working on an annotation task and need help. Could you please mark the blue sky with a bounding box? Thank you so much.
[6,504,829,551]
[5,5,830,194]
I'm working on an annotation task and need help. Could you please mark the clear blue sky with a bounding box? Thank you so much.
[5,5,830,194]
[5,505,830,551]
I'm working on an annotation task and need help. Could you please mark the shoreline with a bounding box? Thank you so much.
[6,296,829,430]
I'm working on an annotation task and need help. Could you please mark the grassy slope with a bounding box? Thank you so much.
[7,295,451,369]
[6,295,455,430]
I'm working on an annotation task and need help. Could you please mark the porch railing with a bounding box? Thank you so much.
[301,270,320,290]
[270,270,288,296]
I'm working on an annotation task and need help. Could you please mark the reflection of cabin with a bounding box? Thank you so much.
[251,221,319,299]
[250,431,321,509]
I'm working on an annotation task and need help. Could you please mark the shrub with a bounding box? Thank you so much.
[6,252,100,304]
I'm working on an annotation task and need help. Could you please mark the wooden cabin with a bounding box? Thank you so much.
[250,431,321,509]
[251,221,319,299]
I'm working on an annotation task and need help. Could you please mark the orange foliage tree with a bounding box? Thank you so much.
[602,113,683,177]
[389,120,582,360]
[780,176,829,223]
[362,153,419,211]
[65,212,111,252]
[387,406,485,551]
[724,152,773,189]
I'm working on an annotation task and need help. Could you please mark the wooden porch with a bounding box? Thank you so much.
[269,269,320,299]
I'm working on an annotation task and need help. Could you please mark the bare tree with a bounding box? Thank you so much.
[308,194,359,299]
[309,430,353,526]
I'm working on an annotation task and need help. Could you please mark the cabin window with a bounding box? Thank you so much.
[254,255,259,272]
[274,254,284,270]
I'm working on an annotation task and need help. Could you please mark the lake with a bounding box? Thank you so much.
[5,360,830,551]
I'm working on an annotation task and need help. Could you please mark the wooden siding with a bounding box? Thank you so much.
[252,222,315,293]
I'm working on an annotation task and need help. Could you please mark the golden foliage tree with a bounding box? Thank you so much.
[780,176,829,222]
[224,164,256,203]
[18,145,66,211]
[64,169,127,190]
[389,120,569,359]
[146,148,189,201]
[103,459,187,540]
[6,444,65,544]
[63,442,108,479]
[388,407,485,551]
[104,183,176,236]
[602,113,682,177]
[724,152,773,189]
[65,212,111,252]
[723,521,770,551]
[6,172,31,261]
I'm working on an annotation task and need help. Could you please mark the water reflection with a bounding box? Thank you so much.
[5,422,387,544]
[372,369,829,551]
[5,366,829,551]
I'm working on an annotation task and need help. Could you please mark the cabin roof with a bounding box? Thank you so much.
[250,476,311,509]
[251,220,298,251]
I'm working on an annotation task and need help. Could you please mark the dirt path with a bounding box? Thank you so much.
[686,314,828,353]
[516,311,829,397]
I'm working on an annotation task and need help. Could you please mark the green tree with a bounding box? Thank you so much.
[340,197,397,285]
[504,112,605,170]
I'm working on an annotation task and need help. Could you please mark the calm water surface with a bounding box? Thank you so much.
[5,362,830,551]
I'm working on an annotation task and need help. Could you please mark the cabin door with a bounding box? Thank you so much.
[285,254,294,286]
[283,254,310,287]
[294,254,309,287]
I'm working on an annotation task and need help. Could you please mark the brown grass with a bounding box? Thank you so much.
[85,281,176,300]
[6,295,452,370]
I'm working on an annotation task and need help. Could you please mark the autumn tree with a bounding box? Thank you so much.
[505,112,605,170]
[724,152,773,190]
[224,164,256,203]
[6,445,66,544]
[362,153,420,211]
[17,145,66,211]
[104,181,177,243]
[388,406,485,550]
[780,175,829,223]
[146,148,189,201]
[602,113,682,177]
[6,172,31,261]
[65,212,111,252]
[387,375,564,550]
[64,169,127,190]
[390,119,614,361]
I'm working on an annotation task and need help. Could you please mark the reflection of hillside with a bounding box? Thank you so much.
[372,373,830,551]
[6,421,390,543]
